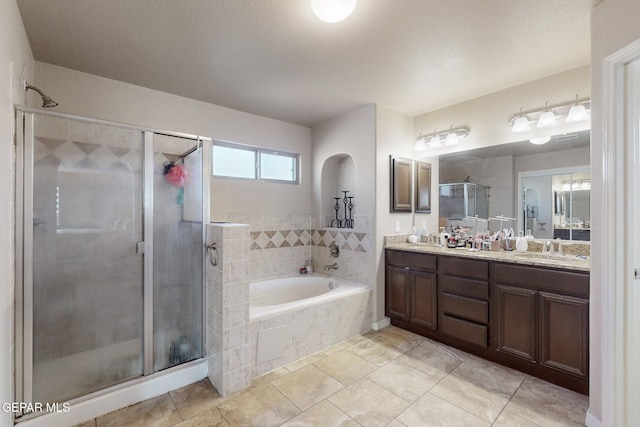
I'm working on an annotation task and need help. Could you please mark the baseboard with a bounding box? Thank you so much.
[372,317,391,331]
[16,359,208,427]
[585,408,602,427]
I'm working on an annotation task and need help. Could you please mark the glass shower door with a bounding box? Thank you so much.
[152,135,204,371]
[27,113,144,403]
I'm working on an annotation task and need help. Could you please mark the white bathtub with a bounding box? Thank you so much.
[250,273,369,319]
[249,273,371,377]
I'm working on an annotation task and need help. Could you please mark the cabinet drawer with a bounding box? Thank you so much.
[440,275,489,300]
[386,250,437,271]
[495,263,589,298]
[440,314,488,348]
[440,256,488,280]
[441,293,488,324]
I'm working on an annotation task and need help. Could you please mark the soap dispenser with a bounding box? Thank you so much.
[515,231,528,252]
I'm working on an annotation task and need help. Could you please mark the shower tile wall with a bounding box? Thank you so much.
[206,223,251,395]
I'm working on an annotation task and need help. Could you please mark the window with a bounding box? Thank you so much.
[212,142,299,184]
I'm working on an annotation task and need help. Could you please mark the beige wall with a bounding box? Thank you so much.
[591,0,640,425]
[33,62,313,216]
[0,0,34,425]
[374,106,422,321]
[311,104,376,217]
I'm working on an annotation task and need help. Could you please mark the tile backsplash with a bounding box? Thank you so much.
[211,214,375,287]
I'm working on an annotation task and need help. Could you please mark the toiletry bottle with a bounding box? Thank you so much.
[516,231,528,252]
[306,259,313,274]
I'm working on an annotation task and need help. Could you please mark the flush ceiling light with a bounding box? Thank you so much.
[529,136,552,145]
[311,0,357,23]
[536,102,557,128]
[415,125,470,150]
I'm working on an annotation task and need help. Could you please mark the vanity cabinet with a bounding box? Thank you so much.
[438,256,490,348]
[385,250,437,329]
[493,262,589,393]
[384,247,590,394]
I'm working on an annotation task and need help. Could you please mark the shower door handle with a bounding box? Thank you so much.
[136,241,145,255]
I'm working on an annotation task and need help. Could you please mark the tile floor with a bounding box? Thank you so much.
[75,326,588,426]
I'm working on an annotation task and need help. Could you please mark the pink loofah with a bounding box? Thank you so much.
[165,163,188,187]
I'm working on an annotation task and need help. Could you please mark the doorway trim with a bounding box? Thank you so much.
[600,36,640,427]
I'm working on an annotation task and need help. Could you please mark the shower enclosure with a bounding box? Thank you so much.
[14,107,211,419]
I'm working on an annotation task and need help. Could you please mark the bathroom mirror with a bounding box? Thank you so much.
[415,160,432,213]
[390,156,412,212]
[439,130,590,240]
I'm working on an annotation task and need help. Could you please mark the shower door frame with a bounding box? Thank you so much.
[14,106,211,419]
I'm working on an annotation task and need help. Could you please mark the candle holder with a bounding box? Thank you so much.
[329,192,354,229]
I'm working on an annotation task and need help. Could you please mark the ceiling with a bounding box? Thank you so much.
[17,0,599,127]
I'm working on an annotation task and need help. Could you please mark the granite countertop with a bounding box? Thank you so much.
[384,242,590,272]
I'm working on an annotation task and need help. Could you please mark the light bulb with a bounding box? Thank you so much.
[311,0,357,23]
[567,104,589,122]
[512,116,530,132]
[428,129,441,148]
[512,108,530,132]
[414,138,427,151]
[445,132,460,146]
[537,102,557,128]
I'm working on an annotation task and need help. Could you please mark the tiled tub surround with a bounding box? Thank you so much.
[206,223,251,396]
[206,215,374,394]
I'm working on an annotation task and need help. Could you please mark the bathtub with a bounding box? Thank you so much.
[249,273,371,377]
[250,274,368,319]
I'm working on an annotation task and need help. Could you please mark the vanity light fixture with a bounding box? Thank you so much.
[414,125,470,151]
[311,0,357,23]
[537,102,557,128]
[429,129,442,148]
[511,108,530,132]
[509,96,591,132]
[414,132,428,151]
[567,95,590,122]
[561,179,591,191]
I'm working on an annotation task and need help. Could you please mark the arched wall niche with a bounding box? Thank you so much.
[320,154,355,224]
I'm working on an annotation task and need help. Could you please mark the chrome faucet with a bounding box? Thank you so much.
[324,263,338,271]
[542,241,555,255]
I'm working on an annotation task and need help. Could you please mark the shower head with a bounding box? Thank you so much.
[25,82,58,108]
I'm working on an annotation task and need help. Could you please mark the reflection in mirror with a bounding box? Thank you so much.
[439,130,590,240]
[520,168,590,241]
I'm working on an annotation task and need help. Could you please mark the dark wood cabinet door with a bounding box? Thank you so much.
[411,271,437,329]
[495,284,537,362]
[539,292,589,378]
[386,266,411,320]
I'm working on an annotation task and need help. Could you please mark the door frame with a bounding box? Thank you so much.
[601,37,640,426]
